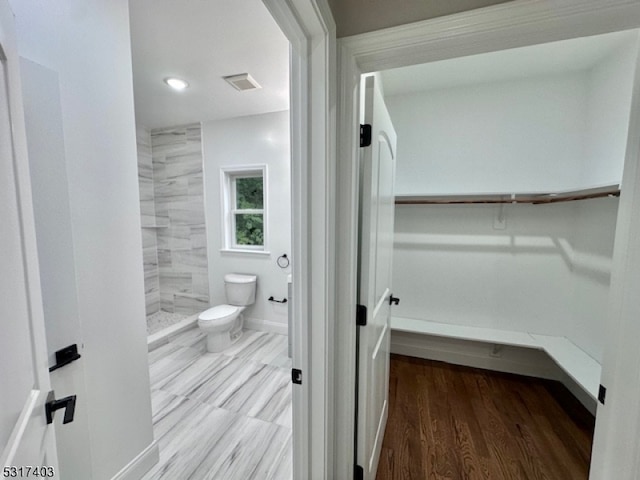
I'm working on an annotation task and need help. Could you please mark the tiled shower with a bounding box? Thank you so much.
[137,123,210,331]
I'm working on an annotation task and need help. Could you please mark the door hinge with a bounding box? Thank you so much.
[354,464,364,480]
[292,368,302,385]
[360,124,372,147]
[598,384,607,405]
[356,304,367,326]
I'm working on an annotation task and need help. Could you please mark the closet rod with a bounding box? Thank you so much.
[395,185,620,206]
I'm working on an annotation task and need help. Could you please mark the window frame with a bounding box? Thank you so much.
[220,165,269,254]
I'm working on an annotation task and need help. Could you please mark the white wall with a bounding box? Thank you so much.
[392,203,576,338]
[386,44,634,364]
[392,199,618,363]
[10,1,155,479]
[386,73,590,195]
[584,40,638,187]
[203,111,291,331]
[387,42,636,196]
[569,198,619,361]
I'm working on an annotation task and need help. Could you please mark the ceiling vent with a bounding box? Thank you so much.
[223,73,261,91]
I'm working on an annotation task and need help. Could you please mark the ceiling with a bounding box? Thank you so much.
[381,29,639,97]
[129,0,289,130]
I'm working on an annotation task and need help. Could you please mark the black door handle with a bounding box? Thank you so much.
[49,344,81,372]
[389,295,400,306]
[45,391,77,425]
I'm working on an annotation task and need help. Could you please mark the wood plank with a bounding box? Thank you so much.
[376,355,594,480]
[395,184,620,205]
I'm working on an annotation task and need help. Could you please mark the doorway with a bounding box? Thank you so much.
[6,0,333,479]
[338,2,640,479]
[128,0,293,477]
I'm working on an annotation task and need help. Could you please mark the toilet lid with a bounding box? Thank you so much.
[199,304,240,321]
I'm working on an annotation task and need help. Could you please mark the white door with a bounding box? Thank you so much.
[356,74,398,480]
[0,0,60,476]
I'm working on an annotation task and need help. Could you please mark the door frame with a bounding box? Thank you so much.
[261,1,336,478]
[334,1,640,478]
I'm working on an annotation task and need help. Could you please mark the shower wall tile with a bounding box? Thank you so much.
[144,270,160,314]
[156,230,171,250]
[160,293,174,313]
[139,177,156,225]
[191,226,207,249]
[146,298,161,317]
[152,159,167,183]
[167,207,206,226]
[172,248,209,272]
[174,294,210,314]
[155,179,189,203]
[139,177,155,201]
[192,273,210,297]
[188,175,204,197]
[136,126,153,154]
[165,153,203,179]
[159,272,192,295]
[137,124,160,316]
[158,249,172,269]
[152,123,210,315]
[142,227,157,248]
[143,247,159,270]
[138,158,153,180]
[161,226,191,251]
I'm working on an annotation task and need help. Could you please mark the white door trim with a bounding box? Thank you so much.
[261,1,336,478]
[335,1,640,478]
[341,0,640,73]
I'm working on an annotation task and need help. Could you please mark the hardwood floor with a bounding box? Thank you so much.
[376,355,595,480]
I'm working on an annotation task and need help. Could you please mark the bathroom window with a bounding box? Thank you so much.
[221,166,268,253]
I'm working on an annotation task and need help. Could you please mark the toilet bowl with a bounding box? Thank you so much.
[198,273,257,353]
[198,305,246,352]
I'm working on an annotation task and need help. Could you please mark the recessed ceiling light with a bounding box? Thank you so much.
[164,77,189,91]
[223,73,261,91]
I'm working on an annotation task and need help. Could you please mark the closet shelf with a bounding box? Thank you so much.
[391,316,601,400]
[395,184,620,205]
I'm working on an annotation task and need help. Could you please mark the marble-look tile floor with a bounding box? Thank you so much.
[143,328,293,480]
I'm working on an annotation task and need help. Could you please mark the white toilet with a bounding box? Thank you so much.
[198,273,257,353]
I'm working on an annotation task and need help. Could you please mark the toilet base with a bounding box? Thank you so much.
[204,314,243,353]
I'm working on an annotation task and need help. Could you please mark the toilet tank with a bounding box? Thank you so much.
[224,273,257,306]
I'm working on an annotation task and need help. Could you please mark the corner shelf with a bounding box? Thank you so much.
[395,184,620,205]
[391,316,601,400]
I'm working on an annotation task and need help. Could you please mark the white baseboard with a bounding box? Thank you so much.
[391,331,596,413]
[110,441,159,480]
[244,317,288,336]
